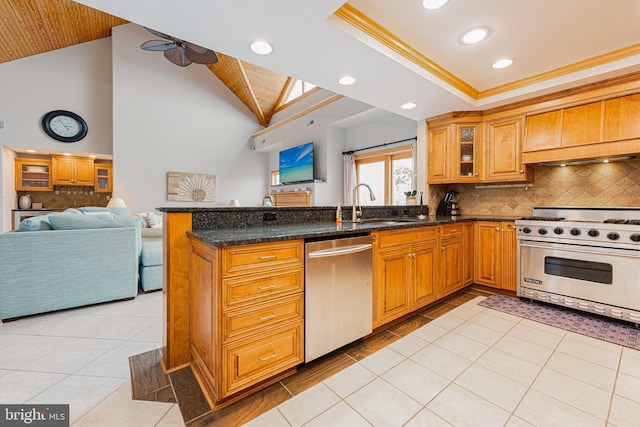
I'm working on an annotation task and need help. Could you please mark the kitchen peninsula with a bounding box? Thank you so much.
[159,206,518,407]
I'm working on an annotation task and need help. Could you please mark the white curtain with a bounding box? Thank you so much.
[343,154,356,205]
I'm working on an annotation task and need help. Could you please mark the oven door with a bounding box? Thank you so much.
[519,240,640,311]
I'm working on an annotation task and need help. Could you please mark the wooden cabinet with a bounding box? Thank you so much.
[485,117,531,182]
[270,191,312,206]
[372,227,438,328]
[523,92,640,163]
[427,117,483,184]
[15,159,53,191]
[51,155,94,186]
[94,164,112,193]
[427,125,450,183]
[373,223,474,328]
[474,221,517,290]
[189,238,304,404]
[603,93,640,142]
[438,224,464,298]
[462,221,475,286]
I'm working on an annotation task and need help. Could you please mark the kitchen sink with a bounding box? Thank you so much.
[355,218,419,226]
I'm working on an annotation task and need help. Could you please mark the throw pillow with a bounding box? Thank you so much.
[135,212,150,228]
[147,212,163,229]
[17,214,55,231]
[78,207,131,216]
[49,213,141,230]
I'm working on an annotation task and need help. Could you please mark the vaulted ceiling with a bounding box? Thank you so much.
[0,0,291,127]
[3,0,640,126]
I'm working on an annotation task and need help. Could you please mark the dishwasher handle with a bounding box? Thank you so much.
[307,243,372,259]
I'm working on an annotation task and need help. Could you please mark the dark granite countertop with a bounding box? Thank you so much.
[187,215,521,247]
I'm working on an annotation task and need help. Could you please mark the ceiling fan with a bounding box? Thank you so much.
[140,27,219,67]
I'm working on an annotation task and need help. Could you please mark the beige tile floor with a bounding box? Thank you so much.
[0,291,184,426]
[245,296,640,427]
[2,293,640,426]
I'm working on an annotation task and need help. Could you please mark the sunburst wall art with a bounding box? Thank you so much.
[167,171,216,202]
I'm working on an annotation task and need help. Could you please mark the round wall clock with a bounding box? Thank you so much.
[41,110,88,143]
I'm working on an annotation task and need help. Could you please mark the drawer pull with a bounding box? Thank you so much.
[258,313,276,321]
[258,351,277,361]
[258,255,277,260]
[449,229,457,232]
[258,283,277,290]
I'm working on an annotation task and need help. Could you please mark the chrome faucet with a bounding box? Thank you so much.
[352,183,376,222]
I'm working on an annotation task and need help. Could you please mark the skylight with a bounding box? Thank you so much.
[283,79,316,104]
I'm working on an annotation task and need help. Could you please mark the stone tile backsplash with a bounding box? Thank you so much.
[431,159,640,217]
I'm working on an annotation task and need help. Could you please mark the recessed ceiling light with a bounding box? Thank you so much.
[560,163,567,167]
[250,40,273,55]
[422,0,448,9]
[461,27,489,45]
[338,75,356,86]
[400,102,417,110]
[492,58,513,69]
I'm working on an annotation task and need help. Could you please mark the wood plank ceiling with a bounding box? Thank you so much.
[0,0,289,127]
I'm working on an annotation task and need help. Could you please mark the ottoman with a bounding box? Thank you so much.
[140,240,163,292]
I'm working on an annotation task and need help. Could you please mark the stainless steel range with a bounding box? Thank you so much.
[516,206,640,324]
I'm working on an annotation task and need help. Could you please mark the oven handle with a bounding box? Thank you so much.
[520,241,640,259]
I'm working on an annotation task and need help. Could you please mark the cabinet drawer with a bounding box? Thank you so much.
[222,322,303,398]
[222,267,303,308]
[223,294,304,342]
[222,240,303,277]
[441,223,463,239]
[374,227,437,249]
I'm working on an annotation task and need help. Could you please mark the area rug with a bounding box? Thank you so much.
[478,294,640,351]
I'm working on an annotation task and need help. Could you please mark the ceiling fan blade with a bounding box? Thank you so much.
[144,27,176,41]
[140,40,174,51]
[185,43,219,64]
[164,47,192,67]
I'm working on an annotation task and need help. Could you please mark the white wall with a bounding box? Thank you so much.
[0,38,114,230]
[109,24,266,212]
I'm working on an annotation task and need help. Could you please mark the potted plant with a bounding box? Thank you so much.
[404,190,417,205]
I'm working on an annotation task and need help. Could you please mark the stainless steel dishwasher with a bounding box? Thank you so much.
[305,235,373,362]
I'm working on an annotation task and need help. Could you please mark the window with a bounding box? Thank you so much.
[355,146,414,205]
[276,78,319,111]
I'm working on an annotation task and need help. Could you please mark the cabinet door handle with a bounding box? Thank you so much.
[475,173,479,176]
[259,254,277,260]
[258,283,277,290]
[441,246,445,251]
[258,351,277,361]
[520,169,524,173]
[258,313,276,321]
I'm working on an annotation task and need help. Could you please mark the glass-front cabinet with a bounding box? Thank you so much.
[454,123,482,182]
[15,159,54,191]
[94,164,112,193]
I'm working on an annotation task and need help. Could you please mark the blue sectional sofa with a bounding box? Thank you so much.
[0,209,141,320]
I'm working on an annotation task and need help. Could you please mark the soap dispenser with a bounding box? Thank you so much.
[336,203,342,225]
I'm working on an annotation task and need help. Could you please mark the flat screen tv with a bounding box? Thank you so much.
[279,142,314,184]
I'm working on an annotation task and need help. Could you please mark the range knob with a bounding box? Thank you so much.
[538,228,548,235]
[553,227,564,235]
[522,227,532,234]
[607,232,620,241]
[630,233,640,242]
[570,228,581,236]
[587,229,600,237]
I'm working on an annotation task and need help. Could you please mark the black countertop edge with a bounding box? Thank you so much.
[187,216,521,247]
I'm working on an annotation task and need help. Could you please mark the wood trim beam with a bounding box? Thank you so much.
[252,94,344,138]
[478,44,640,100]
[231,58,268,127]
[333,4,478,99]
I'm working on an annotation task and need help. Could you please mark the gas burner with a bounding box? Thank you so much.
[520,216,566,221]
[604,219,628,224]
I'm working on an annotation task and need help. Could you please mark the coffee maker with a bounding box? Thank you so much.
[435,190,460,218]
